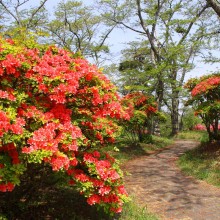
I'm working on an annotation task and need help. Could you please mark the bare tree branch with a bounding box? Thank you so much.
[27,0,48,27]
[136,0,161,61]
[108,17,146,35]
[0,0,20,24]
[99,25,116,48]
[178,3,210,45]
[206,0,220,17]
[64,12,82,51]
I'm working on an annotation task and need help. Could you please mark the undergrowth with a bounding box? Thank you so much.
[104,135,173,163]
[0,135,165,220]
[178,140,220,187]
[174,130,207,140]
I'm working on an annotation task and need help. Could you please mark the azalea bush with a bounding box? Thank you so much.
[193,124,206,131]
[120,92,158,143]
[0,37,130,213]
[185,74,220,141]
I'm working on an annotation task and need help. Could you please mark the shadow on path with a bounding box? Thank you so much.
[123,140,220,220]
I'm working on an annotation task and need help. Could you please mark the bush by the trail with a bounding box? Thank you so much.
[193,124,206,131]
[193,124,220,131]
[0,37,130,213]
[120,92,158,143]
[185,74,220,141]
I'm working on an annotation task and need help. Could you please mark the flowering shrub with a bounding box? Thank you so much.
[191,76,220,97]
[120,92,158,142]
[193,124,220,131]
[185,74,220,141]
[0,37,130,213]
[193,124,206,131]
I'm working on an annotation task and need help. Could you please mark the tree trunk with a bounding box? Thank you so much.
[153,78,164,136]
[213,117,219,140]
[171,91,179,136]
[171,111,179,136]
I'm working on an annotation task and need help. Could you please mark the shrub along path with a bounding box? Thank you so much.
[123,140,220,220]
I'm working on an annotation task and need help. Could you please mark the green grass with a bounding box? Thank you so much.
[177,141,220,187]
[118,199,158,220]
[174,130,207,140]
[104,135,173,163]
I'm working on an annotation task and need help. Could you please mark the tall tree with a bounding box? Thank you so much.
[98,0,220,135]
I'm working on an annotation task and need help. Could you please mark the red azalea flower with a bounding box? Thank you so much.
[87,194,101,205]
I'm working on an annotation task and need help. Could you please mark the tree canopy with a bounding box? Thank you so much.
[97,0,220,135]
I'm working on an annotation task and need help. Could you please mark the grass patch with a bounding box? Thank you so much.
[118,199,158,220]
[177,141,220,187]
[104,135,173,163]
[174,130,207,140]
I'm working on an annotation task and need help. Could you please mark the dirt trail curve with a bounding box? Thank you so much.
[123,140,220,220]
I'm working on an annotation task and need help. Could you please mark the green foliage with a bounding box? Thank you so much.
[26,150,53,164]
[120,92,158,143]
[182,109,202,130]
[159,113,172,137]
[200,132,210,144]
[46,0,113,64]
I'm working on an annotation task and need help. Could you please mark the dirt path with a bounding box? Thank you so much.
[123,140,220,220]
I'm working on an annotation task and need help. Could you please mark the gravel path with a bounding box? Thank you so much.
[123,140,220,220]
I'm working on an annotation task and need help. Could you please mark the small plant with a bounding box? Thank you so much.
[118,199,158,220]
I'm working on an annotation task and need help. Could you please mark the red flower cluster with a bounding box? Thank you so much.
[0,110,25,137]
[120,92,158,138]
[193,124,220,131]
[0,182,15,192]
[0,143,21,191]
[0,143,20,164]
[122,92,157,117]
[65,151,128,212]
[0,89,16,101]
[0,38,129,213]
[191,76,220,97]
[193,124,206,131]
